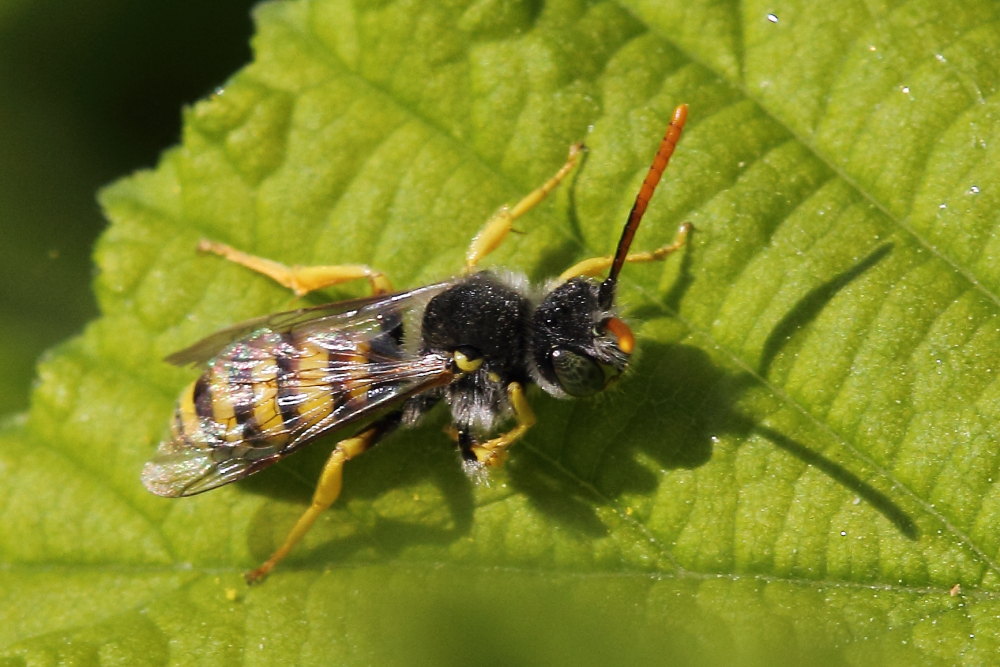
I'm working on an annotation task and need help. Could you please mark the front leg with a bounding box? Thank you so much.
[464,382,536,469]
[557,222,692,283]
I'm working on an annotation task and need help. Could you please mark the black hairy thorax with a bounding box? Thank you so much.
[413,270,626,438]
[419,272,534,435]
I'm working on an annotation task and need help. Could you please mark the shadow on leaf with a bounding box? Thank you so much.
[507,335,919,542]
[759,242,892,376]
[750,424,918,539]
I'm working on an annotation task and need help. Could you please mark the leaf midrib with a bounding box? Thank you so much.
[4,556,996,601]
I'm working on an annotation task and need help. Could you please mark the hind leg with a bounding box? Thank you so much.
[199,239,393,297]
[245,416,399,584]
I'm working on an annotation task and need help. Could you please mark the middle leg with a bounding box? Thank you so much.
[463,382,536,469]
[199,239,393,297]
[244,414,400,583]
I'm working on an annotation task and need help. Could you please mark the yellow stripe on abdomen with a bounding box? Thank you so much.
[293,340,335,429]
[207,365,241,442]
[172,378,203,443]
[250,355,286,442]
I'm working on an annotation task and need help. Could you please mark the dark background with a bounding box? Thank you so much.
[0,1,257,413]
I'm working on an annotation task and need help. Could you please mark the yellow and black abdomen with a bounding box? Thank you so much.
[169,329,327,457]
[144,315,447,497]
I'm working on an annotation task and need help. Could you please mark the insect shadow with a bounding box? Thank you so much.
[758,242,893,376]
[504,340,724,538]
[506,241,916,541]
[506,341,917,541]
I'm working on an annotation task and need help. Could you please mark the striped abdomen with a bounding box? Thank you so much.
[145,323,417,496]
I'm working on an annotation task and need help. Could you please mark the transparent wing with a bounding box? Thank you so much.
[143,282,456,497]
[166,281,454,366]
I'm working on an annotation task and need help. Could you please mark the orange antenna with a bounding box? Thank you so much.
[599,104,688,308]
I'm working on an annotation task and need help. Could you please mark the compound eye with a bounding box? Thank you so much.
[551,348,606,397]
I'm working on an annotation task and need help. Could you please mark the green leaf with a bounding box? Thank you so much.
[5,0,1000,662]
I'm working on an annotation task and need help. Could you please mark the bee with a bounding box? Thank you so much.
[143,104,692,583]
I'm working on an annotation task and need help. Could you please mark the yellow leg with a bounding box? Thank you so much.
[465,143,585,271]
[244,426,380,584]
[558,222,692,282]
[469,382,536,468]
[199,239,393,297]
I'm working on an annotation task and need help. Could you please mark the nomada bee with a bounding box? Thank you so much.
[143,104,692,583]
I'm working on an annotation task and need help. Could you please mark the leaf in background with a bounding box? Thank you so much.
[3,0,1000,662]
